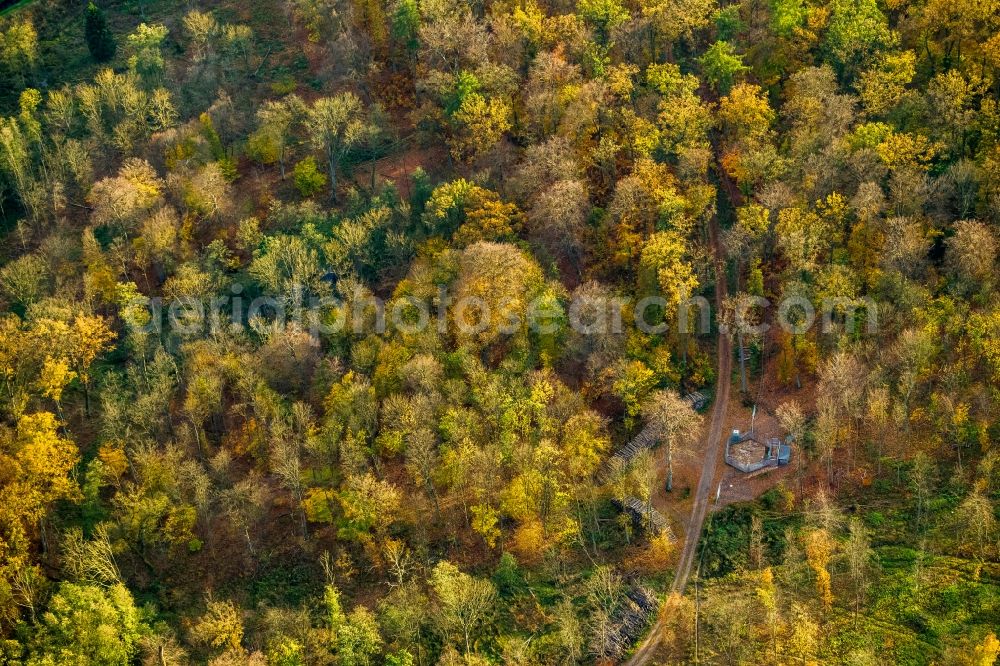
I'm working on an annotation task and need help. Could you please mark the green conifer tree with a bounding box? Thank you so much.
[85,3,117,63]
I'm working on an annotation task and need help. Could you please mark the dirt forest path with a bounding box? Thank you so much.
[670,217,731,596]
[624,200,732,666]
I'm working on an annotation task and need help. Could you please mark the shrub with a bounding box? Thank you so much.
[293,156,326,197]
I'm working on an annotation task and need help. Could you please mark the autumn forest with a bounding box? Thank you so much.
[0,0,999,663]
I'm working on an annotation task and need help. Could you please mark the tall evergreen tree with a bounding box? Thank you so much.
[84,3,116,62]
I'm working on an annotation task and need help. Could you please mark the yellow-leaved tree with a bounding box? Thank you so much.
[804,528,835,611]
[640,230,699,314]
[0,412,80,626]
[450,242,547,351]
[28,314,115,416]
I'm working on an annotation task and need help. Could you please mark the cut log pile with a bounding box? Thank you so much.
[587,423,679,658]
[597,585,660,660]
[622,496,671,534]
[608,422,658,466]
[684,391,708,410]
[597,423,674,539]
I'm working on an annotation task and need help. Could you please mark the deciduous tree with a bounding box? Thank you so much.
[641,389,700,491]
